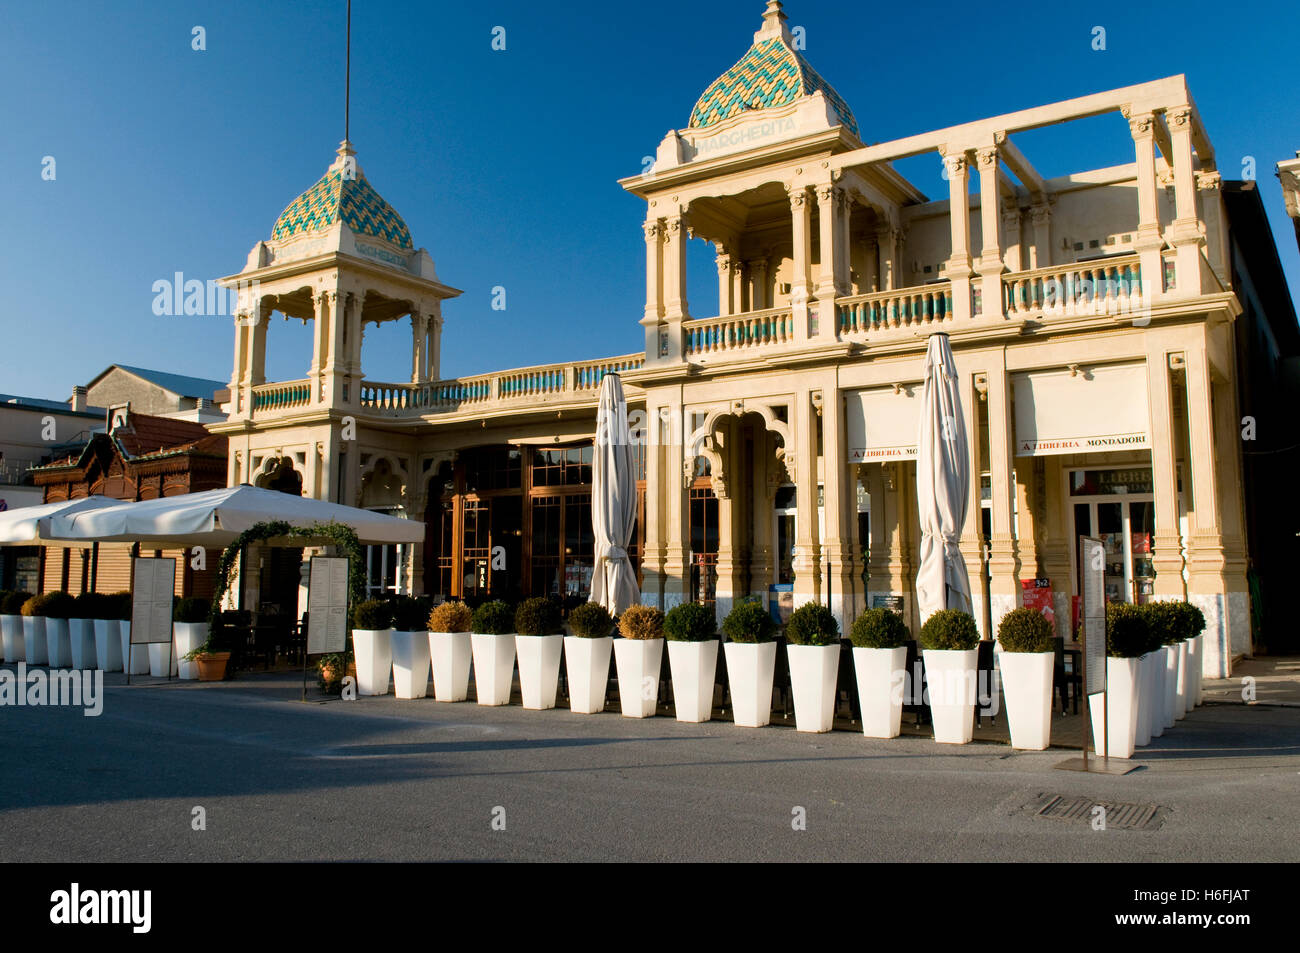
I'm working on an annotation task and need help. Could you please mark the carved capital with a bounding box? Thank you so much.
[943,153,967,178]
[976,146,999,169]
[1167,105,1192,128]
[788,186,809,211]
[643,220,661,242]
[816,184,839,207]
[1125,109,1155,139]
[1196,171,1222,191]
[715,251,733,276]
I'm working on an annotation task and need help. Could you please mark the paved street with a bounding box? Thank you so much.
[2,668,1297,862]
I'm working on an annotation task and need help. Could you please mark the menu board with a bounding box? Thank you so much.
[131,557,177,644]
[1079,537,1107,696]
[306,556,350,655]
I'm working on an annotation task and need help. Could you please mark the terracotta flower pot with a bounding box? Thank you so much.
[195,652,231,682]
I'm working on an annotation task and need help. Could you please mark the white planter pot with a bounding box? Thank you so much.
[1135,652,1154,747]
[563,636,612,714]
[391,630,431,699]
[787,643,840,733]
[93,619,122,672]
[666,639,719,723]
[120,622,149,675]
[516,634,564,710]
[46,618,72,668]
[23,616,48,665]
[471,633,516,706]
[1151,646,1167,738]
[1187,634,1203,706]
[852,646,907,739]
[69,619,97,670]
[1089,656,1140,758]
[428,631,472,701]
[173,622,208,680]
[922,648,979,744]
[0,614,23,662]
[724,641,777,727]
[613,638,663,718]
[999,650,1054,750]
[353,628,393,696]
[1162,644,1178,729]
[149,640,179,677]
[1174,640,1189,718]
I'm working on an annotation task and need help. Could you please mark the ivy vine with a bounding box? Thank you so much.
[203,520,365,663]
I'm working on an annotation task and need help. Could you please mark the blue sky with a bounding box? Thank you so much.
[2,0,1296,401]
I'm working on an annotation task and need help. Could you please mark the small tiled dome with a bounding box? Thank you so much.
[272,142,413,250]
[688,2,859,139]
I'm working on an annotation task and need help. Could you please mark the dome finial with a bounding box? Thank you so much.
[755,0,792,43]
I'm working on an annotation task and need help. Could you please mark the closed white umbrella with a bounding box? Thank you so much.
[915,333,972,620]
[46,484,424,547]
[589,374,640,615]
[0,495,120,545]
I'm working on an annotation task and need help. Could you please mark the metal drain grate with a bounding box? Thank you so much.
[1034,795,1165,830]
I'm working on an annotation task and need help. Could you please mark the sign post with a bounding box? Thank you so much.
[130,556,177,684]
[304,555,350,701]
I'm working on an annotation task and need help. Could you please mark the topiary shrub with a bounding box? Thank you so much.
[996,607,1054,653]
[73,591,107,620]
[173,596,211,624]
[23,591,75,619]
[1166,601,1205,642]
[2,590,32,615]
[108,592,133,621]
[850,608,910,649]
[663,602,716,642]
[567,602,612,638]
[918,609,979,651]
[391,596,428,632]
[1140,601,1181,646]
[515,596,562,636]
[428,600,472,633]
[618,604,664,640]
[1104,602,1150,658]
[721,599,776,644]
[0,590,11,613]
[471,600,514,635]
[352,599,392,630]
[785,602,839,646]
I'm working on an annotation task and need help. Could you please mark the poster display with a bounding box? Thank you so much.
[306,556,350,655]
[131,557,177,645]
[1020,578,1054,626]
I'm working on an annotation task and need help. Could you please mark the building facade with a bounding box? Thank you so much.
[209,2,1300,675]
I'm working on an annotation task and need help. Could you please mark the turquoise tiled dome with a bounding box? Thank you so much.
[688,35,859,139]
[272,148,413,250]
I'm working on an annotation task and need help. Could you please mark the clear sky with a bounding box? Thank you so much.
[2,0,1297,401]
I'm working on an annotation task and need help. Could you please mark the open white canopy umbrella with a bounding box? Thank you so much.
[589,373,641,615]
[915,333,972,620]
[46,484,425,547]
[0,495,120,545]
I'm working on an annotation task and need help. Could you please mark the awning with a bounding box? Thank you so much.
[847,386,921,463]
[46,485,425,547]
[0,496,121,546]
[1013,362,1150,456]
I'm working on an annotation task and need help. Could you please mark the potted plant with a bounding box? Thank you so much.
[919,609,980,744]
[171,597,210,680]
[514,596,564,710]
[663,602,719,723]
[849,607,909,739]
[182,637,234,682]
[317,652,348,693]
[784,602,841,733]
[1085,602,1148,758]
[389,596,431,699]
[995,607,1054,750]
[1139,602,1170,738]
[111,591,149,675]
[427,601,473,702]
[23,592,74,667]
[564,602,614,714]
[1144,601,1182,732]
[721,599,778,728]
[352,599,394,696]
[19,593,49,665]
[1,590,32,663]
[470,600,516,706]
[69,592,99,670]
[1174,601,1206,707]
[86,591,121,673]
[614,604,664,718]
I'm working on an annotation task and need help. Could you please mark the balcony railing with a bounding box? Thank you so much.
[683,306,795,358]
[251,380,312,412]
[1002,255,1144,320]
[837,284,954,337]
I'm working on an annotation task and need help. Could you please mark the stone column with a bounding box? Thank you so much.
[662,398,690,609]
[957,370,987,635]
[345,293,364,405]
[985,361,1020,632]
[1029,202,1052,270]
[749,258,769,311]
[308,294,326,392]
[821,385,856,631]
[230,312,248,415]
[1126,110,1164,299]
[322,290,348,406]
[791,389,821,606]
[731,258,746,314]
[243,298,267,388]
[975,144,1005,317]
[639,402,666,607]
[944,151,974,320]
[836,190,853,294]
[814,183,843,303]
[789,186,813,340]
[1146,342,1186,598]
[711,420,744,622]
[662,212,689,360]
[1166,104,1205,297]
[641,220,664,360]
[715,245,734,317]
[749,433,777,604]
[426,304,442,381]
[1001,201,1023,273]
[410,310,427,384]
[875,223,897,291]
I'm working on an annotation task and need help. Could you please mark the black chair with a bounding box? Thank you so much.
[901,639,931,726]
[773,636,793,719]
[1053,637,1081,714]
[837,640,861,723]
[714,641,730,717]
[975,639,998,727]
